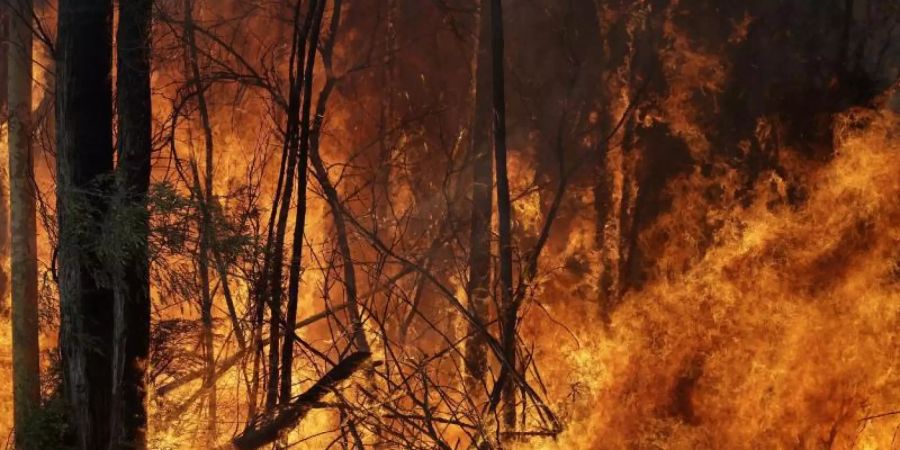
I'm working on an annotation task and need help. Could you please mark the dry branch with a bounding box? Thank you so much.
[229,351,371,450]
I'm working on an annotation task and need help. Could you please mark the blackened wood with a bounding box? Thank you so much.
[56,0,116,448]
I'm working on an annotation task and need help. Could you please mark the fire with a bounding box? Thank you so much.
[3,0,900,449]
[519,105,900,449]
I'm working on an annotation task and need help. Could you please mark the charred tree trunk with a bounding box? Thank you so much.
[263,0,319,411]
[56,0,116,448]
[489,0,517,431]
[111,0,153,447]
[464,0,493,396]
[249,0,312,417]
[8,0,41,447]
[279,0,328,404]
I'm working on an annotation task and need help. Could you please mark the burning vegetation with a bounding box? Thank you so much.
[1,0,900,449]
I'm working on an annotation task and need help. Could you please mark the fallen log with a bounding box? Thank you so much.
[230,351,371,450]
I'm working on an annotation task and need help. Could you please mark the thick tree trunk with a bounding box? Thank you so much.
[8,0,41,448]
[56,1,116,449]
[111,0,153,448]
[464,0,493,395]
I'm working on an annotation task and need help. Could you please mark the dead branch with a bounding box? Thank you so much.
[229,351,371,450]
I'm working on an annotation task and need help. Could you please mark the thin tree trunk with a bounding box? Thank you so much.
[489,0,516,430]
[264,0,318,411]
[248,0,311,417]
[111,0,153,448]
[279,0,328,405]
[183,0,218,441]
[307,0,369,357]
[213,245,245,349]
[56,1,116,449]
[8,0,41,447]
[464,0,493,395]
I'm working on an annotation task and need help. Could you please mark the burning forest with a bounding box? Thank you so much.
[1,0,900,448]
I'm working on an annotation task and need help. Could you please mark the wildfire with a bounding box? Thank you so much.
[3,0,900,449]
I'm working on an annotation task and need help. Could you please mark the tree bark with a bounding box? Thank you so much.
[56,1,116,449]
[464,0,493,395]
[8,0,41,448]
[489,0,516,430]
[111,0,153,447]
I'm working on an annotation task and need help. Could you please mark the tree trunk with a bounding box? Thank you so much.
[279,0,328,405]
[248,0,311,417]
[264,0,318,411]
[489,0,516,431]
[111,0,153,447]
[56,1,116,449]
[8,0,41,448]
[464,0,493,395]
[305,0,369,359]
[183,0,218,441]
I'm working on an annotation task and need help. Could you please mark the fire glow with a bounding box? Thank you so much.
[1,0,900,449]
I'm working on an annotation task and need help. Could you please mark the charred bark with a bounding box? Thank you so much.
[279,0,329,404]
[463,0,493,395]
[264,0,319,411]
[489,0,517,430]
[111,0,153,448]
[56,0,116,448]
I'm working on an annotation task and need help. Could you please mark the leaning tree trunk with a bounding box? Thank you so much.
[56,0,116,449]
[464,0,494,396]
[8,0,41,448]
[111,0,153,448]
